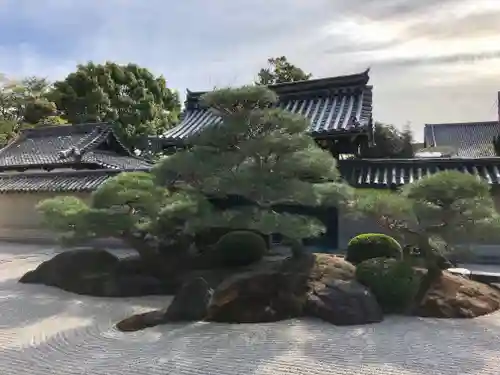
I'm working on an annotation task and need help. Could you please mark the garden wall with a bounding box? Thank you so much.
[0,192,91,242]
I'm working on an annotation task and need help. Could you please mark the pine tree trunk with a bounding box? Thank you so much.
[122,232,166,278]
[286,238,305,258]
[413,235,443,307]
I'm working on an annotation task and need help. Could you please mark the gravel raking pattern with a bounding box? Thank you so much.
[1,244,500,374]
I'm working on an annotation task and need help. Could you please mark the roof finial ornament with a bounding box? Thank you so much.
[58,146,82,160]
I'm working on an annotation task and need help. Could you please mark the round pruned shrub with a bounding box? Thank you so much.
[355,257,420,313]
[346,233,402,265]
[213,230,268,267]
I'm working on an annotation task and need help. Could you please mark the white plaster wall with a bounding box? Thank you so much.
[0,192,91,241]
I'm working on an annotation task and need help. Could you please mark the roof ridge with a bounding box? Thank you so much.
[340,156,500,164]
[90,149,154,164]
[0,131,27,157]
[106,126,135,157]
[425,121,499,127]
[57,125,110,161]
[185,70,370,107]
[20,122,111,138]
[0,168,141,179]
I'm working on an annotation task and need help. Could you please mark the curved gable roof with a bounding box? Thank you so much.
[160,70,373,144]
[0,123,152,171]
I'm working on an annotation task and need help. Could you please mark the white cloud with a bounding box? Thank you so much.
[0,0,499,140]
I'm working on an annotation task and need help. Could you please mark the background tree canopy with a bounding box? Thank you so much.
[0,74,67,146]
[255,56,312,85]
[359,123,414,159]
[49,61,181,149]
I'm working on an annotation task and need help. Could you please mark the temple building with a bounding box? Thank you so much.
[151,69,374,157]
[0,123,152,241]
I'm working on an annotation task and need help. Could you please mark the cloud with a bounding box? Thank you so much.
[0,0,499,140]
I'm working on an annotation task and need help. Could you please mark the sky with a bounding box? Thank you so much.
[1,0,499,140]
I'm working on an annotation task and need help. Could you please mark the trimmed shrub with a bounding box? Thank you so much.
[196,228,270,253]
[213,230,268,267]
[346,233,402,265]
[355,257,420,313]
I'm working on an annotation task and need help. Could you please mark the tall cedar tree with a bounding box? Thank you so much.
[153,85,352,247]
[49,62,181,149]
[255,56,312,85]
[354,170,500,302]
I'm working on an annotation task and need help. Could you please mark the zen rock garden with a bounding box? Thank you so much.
[19,85,500,333]
[20,234,500,333]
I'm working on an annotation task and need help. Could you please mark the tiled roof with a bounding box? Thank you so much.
[0,169,136,193]
[424,121,500,157]
[339,158,500,187]
[160,70,373,143]
[0,123,153,170]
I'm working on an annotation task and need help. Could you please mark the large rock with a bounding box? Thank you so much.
[206,270,309,323]
[305,279,383,325]
[19,249,174,297]
[416,271,500,318]
[165,277,213,321]
[95,274,170,297]
[115,252,379,332]
[280,253,355,283]
[115,277,213,332]
[205,253,358,324]
[19,248,119,287]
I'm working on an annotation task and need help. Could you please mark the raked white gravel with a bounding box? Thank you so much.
[1,243,500,375]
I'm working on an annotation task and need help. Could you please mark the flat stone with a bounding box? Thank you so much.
[116,309,168,332]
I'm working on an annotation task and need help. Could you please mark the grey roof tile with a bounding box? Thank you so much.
[424,121,500,157]
[161,70,373,142]
[0,123,153,170]
[0,169,138,193]
[339,158,500,187]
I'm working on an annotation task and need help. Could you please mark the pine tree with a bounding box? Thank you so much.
[153,85,351,249]
[354,170,500,302]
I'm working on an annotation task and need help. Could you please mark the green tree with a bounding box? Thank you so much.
[359,122,414,158]
[49,61,181,149]
[0,74,67,146]
[36,172,200,275]
[153,85,352,255]
[255,56,312,85]
[353,170,500,302]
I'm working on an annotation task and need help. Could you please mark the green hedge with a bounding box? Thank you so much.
[355,257,420,313]
[346,233,402,265]
[213,230,267,267]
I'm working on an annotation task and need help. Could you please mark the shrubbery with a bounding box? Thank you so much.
[213,230,268,267]
[346,233,402,265]
[355,257,420,313]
